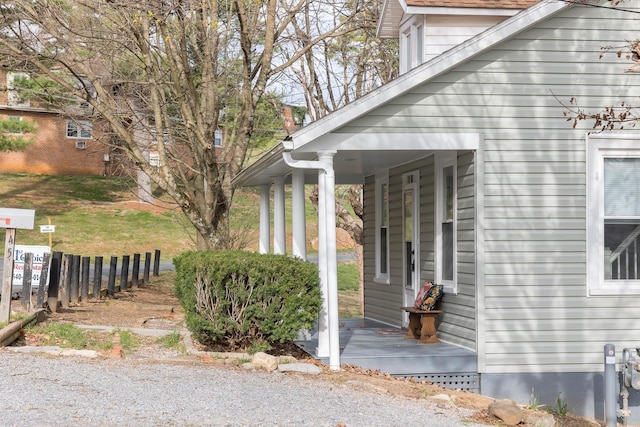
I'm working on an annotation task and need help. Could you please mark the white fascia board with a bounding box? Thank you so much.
[405,7,522,16]
[299,132,480,152]
[232,143,285,186]
[376,0,390,37]
[290,0,571,151]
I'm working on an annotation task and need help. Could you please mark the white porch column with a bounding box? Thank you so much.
[280,150,338,368]
[291,169,307,260]
[273,176,286,255]
[318,151,339,370]
[259,184,271,254]
[316,160,329,359]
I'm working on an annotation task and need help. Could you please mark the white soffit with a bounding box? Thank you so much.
[299,132,481,153]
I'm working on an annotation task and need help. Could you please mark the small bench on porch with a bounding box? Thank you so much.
[401,307,443,344]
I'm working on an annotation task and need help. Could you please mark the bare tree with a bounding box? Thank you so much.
[282,0,398,121]
[282,0,397,313]
[284,0,397,240]
[0,0,361,249]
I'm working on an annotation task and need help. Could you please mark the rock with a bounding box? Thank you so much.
[7,346,99,358]
[223,358,239,367]
[430,394,452,403]
[277,355,297,364]
[62,349,100,358]
[488,399,523,426]
[346,380,388,394]
[523,410,556,427]
[109,344,124,358]
[277,363,321,375]
[252,352,279,372]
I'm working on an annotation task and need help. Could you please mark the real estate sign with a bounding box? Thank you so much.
[12,245,51,288]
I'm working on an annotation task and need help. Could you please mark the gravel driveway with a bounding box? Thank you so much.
[0,352,486,427]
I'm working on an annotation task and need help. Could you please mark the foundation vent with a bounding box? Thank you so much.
[396,372,479,392]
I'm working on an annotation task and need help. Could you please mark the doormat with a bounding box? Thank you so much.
[375,329,406,335]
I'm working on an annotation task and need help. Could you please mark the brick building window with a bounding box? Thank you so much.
[66,120,92,139]
[6,116,23,135]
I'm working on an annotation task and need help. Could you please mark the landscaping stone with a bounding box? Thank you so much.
[252,351,279,371]
[6,346,99,358]
[430,394,452,403]
[488,399,523,426]
[277,363,321,375]
[523,410,556,427]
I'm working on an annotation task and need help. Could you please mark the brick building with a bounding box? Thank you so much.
[0,70,108,176]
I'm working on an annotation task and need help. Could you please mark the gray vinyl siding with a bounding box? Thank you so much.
[441,150,476,349]
[424,15,505,61]
[348,4,640,374]
[361,153,477,350]
[362,175,377,319]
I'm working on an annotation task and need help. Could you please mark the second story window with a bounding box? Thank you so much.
[66,120,92,139]
[399,18,426,74]
[214,129,222,147]
[6,72,30,107]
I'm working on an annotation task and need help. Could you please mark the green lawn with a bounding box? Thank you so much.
[0,173,363,315]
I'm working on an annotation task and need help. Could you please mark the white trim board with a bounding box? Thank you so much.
[301,132,482,152]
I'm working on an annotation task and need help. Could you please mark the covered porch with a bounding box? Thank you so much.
[296,318,478,391]
[233,131,480,370]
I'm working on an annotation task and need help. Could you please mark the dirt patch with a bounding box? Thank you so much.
[11,281,604,427]
[46,285,182,328]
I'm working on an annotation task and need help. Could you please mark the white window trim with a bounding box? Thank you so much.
[66,120,93,139]
[587,134,640,295]
[435,152,457,294]
[399,16,426,74]
[374,172,390,284]
[400,27,412,75]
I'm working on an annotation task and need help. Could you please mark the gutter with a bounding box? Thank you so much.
[232,142,286,187]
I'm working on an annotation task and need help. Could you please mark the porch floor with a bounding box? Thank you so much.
[295,318,478,390]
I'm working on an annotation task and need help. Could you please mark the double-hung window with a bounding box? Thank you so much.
[6,72,29,107]
[587,135,640,295]
[436,152,457,293]
[399,17,425,74]
[66,120,92,139]
[375,173,390,283]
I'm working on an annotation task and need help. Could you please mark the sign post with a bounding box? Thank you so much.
[0,208,35,323]
[40,217,55,249]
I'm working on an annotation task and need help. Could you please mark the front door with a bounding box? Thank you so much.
[402,171,420,325]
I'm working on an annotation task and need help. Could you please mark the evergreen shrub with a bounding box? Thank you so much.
[174,250,321,350]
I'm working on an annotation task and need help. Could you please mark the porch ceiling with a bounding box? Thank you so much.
[234,131,481,187]
[235,143,432,186]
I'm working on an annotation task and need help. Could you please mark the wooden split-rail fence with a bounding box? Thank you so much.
[18,249,162,313]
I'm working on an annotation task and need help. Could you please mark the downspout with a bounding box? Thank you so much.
[272,176,286,255]
[291,169,307,260]
[283,150,340,370]
[259,184,270,254]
